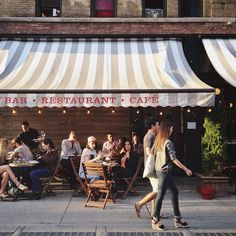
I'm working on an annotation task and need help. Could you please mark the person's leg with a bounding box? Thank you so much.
[61,159,69,180]
[168,174,181,219]
[0,165,22,187]
[30,168,51,194]
[168,175,189,228]
[0,172,9,195]
[135,177,158,217]
[135,192,156,218]
[136,192,157,208]
[68,158,77,189]
[152,172,168,220]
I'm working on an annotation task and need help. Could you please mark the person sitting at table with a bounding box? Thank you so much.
[30,138,59,200]
[0,138,9,165]
[112,140,138,182]
[0,165,28,198]
[60,130,82,190]
[109,136,128,160]
[19,121,39,155]
[10,137,34,161]
[132,132,144,157]
[102,132,118,155]
[79,136,103,183]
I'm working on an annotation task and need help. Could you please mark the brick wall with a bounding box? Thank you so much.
[0,20,235,35]
[117,0,142,17]
[203,0,212,17]
[167,0,178,17]
[62,0,91,17]
[0,0,35,17]
[211,0,236,17]
[0,107,130,151]
[203,0,236,17]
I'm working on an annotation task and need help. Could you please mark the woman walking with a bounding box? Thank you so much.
[151,119,192,230]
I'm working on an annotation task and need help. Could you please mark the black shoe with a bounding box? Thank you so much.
[33,192,41,200]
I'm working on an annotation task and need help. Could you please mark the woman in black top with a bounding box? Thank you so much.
[112,140,138,180]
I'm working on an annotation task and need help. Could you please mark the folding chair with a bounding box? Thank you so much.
[70,156,88,195]
[40,157,61,196]
[120,155,144,199]
[82,162,115,209]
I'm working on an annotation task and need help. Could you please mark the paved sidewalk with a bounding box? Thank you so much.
[0,178,236,234]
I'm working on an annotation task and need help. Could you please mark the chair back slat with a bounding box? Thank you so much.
[121,155,144,199]
[70,156,88,195]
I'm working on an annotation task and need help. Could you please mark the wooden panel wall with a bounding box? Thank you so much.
[0,107,131,151]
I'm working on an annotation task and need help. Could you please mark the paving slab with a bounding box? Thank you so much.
[0,179,235,233]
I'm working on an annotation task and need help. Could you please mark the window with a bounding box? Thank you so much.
[143,0,166,17]
[91,0,116,17]
[36,0,61,17]
[179,0,202,17]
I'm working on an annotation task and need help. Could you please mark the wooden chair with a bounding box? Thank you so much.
[69,156,88,195]
[82,162,115,209]
[40,157,61,196]
[120,155,144,199]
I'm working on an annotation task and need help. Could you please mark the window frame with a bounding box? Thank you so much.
[36,0,62,17]
[142,0,167,17]
[91,0,117,17]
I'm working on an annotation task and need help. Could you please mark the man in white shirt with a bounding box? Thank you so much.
[10,137,33,161]
[60,130,82,189]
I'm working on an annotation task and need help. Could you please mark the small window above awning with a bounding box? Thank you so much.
[0,38,215,108]
[202,38,236,88]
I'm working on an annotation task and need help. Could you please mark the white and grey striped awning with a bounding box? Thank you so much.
[202,38,236,88]
[0,38,214,108]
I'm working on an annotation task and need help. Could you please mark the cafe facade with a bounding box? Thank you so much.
[0,0,235,172]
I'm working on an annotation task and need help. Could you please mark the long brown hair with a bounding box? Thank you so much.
[154,119,173,152]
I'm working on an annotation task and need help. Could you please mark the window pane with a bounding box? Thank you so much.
[41,0,60,8]
[95,0,113,11]
[179,0,201,17]
[145,0,163,9]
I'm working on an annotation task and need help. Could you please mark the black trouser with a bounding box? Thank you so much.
[60,158,77,189]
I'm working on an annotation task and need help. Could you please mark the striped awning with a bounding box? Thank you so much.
[202,39,236,88]
[0,38,215,108]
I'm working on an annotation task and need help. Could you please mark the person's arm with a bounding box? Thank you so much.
[41,150,58,165]
[60,140,68,158]
[166,140,192,176]
[88,152,103,163]
[145,135,153,156]
[172,159,192,176]
[75,142,82,155]
[10,151,20,159]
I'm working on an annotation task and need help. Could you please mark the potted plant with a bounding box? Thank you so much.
[197,94,231,198]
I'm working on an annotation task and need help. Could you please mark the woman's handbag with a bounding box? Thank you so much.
[143,153,156,178]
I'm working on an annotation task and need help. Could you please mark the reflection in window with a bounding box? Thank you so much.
[92,0,115,17]
[143,0,165,17]
[37,0,61,17]
[179,0,202,17]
